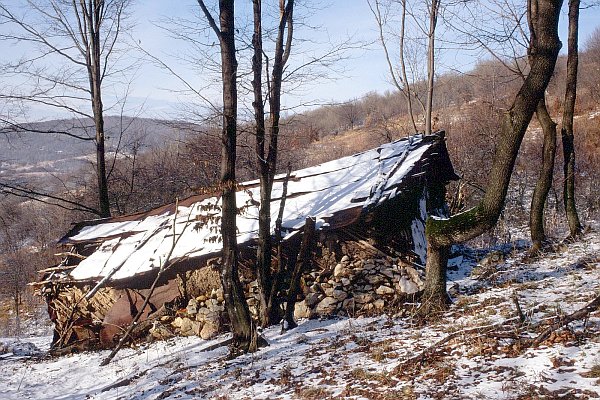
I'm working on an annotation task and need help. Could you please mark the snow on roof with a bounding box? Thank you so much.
[64,133,449,282]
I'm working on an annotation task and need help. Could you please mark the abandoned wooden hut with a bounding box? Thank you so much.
[36,132,458,351]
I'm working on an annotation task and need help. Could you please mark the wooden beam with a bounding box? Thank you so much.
[55,252,87,260]
[37,265,77,274]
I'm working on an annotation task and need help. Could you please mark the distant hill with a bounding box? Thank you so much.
[0,116,198,189]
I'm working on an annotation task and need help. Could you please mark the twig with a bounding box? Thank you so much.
[530,293,600,347]
[54,252,87,260]
[512,292,525,324]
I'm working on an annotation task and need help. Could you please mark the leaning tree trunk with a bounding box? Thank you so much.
[421,0,563,312]
[529,97,557,253]
[561,0,583,238]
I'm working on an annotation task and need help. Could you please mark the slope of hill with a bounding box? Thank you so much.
[1,225,599,399]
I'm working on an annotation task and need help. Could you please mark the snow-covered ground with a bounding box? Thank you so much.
[1,228,599,400]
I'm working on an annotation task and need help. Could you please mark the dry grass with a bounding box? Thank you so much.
[340,385,417,400]
[294,386,333,399]
[278,364,293,386]
[581,363,600,384]
[348,368,395,386]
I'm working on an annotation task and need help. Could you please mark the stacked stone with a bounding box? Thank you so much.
[245,279,261,318]
[294,254,424,319]
[169,287,225,340]
[151,248,425,342]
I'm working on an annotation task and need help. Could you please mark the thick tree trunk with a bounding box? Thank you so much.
[529,98,557,253]
[251,0,272,328]
[421,0,562,311]
[421,244,450,311]
[198,0,256,352]
[561,0,583,238]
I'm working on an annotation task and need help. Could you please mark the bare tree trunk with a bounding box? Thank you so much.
[198,0,256,353]
[84,1,111,218]
[421,0,562,312]
[91,68,110,218]
[421,243,450,308]
[220,0,255,353]
[425,0,439,135]
[91,73,110,218]
[530,97,557,253]
[252,0,271,328]
[561,0,583,238]
[268,165,292,319]
[0,0,130,218]
[253,0,294,328]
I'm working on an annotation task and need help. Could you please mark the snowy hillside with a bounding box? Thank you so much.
[1,227,599,400]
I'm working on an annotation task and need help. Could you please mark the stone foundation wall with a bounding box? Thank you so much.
[151,239,424,341]
[294,253,423,319]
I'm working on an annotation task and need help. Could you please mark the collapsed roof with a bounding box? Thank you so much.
[55,132,457,285]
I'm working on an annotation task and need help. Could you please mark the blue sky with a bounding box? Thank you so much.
[126,0,600,118]
[1,0,599,120]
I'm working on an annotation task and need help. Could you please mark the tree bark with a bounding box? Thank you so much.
[425,0,439,135]
[80,0,112,218]
[529,97,557,253]
[561,0,583,238]
[421,0,563,312]
[422,243,450,308]
[252,0,271,328]
[198,0,256,353]
[220,0,256,353]
[253,0,294,328]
